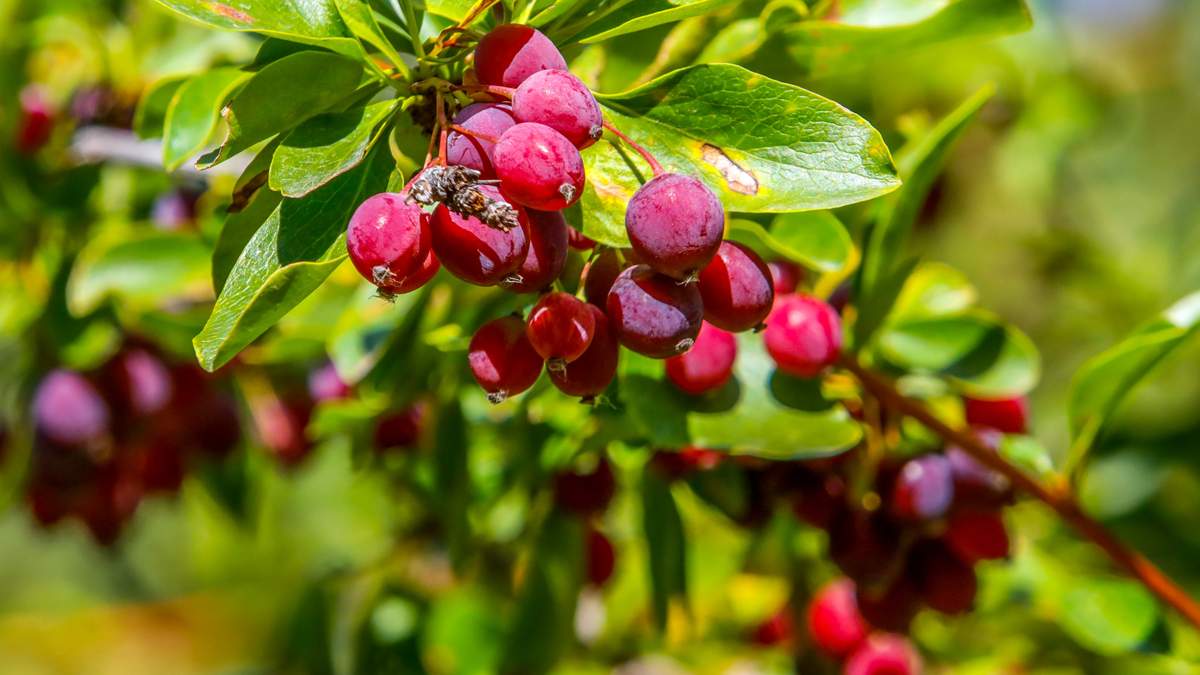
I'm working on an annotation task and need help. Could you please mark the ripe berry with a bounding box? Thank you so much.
[844,634,922,675]
[553,457,616,515]
[374,405,424,453]
[446,102,515,178]
[625,173,724,280]
[911,540,977,615]
[697,241,774,332]
[493,122,585,211]
[650,447,723,479]
[526,292,596,365]
[945,435,1012,510]
[469,316,543,403]
[606,265,703,358]
[33,370,110,447]
[102,348,173,416]
[568,227,595,250]
[152,190,197,231]
[768,260,803,295]
[503,208,568,293]
[964,395,1028,434]
[512,70,603,149]
[856,576,920,634]
[474,24,567,88]
[751,608,795,647]
[548,304,619,400]
[347,193,432,293]
[258,398,314,466]
[389,246,440,294]
[807,578,868,658]
[944,511,1010,563]
[890,454,954,522]
[431,186,529,286]
[586,528,616,587]
[308,361,351,402]
[17,86,54,154]
[665,322,737,395]
[582,248,624,306]
[764,294,842,378]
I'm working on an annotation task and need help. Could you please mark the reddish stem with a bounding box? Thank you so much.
[450,123,500,144]
[839,354,1200,630]
[436,90,449,166]
[603,120,665,177]
[454,84,515,100]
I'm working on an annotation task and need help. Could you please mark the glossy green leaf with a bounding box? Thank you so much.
[879,310,1039,397]
[425,0,475,21]
[161,68,249,171]
[891,261,977,319]
[695,18,766,64]
[596,64,900,215]
[68,232,212,314]
[199,51,367,169]
[783,0,1032,77]
[334,0,407,69]
[575,0,738,44]
[214,143,285,292]
[271,100,396,198]
[134,76,186,139]
[620,334,863,459]
[728,213,854,274]
[1059,579,1159,655]
[642,470,687,632]
[501,513,583,672]
[152,0,361,56]
[1068,291,1200,452]
[194,144,392,371]
[578,138,646,247]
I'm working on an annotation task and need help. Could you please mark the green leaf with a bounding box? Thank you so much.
[695,17,766,64]
[334,0,408,69]
[878,310,1040,397]
[575,0,739,44]
[782,0,1032,77]
[642,470,687,632]
[501,513,583,673]
[425,0,475,21]
[620,334,863,459]
[1068,291,1200,452]
[68,232,212,315]
[728,213,854,274]
[193,144,393,371]
[134,76,186,139]
[1079,452,1167,520]
[1059,579,1160,655]
[271,100,397,198]
[151,0,361,57]
[200,51,367,169]
[161,68,249,171]
[890,261,978,319]
[578,138,645,247]
[596,64,900,214]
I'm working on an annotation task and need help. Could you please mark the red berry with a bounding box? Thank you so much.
[829,511,900,584]
[764,294,842,378]
[568,226,596,250]
[389,245,440,294]
[308,361,351,402]
[347,193,432,293]
[964,395,1028,434]
[526,292,596,365]
[582,248,624,306]
[585,528,616,587]
[649,447,723,480]
[697,241,774,332]
[469,316,544,403]
[946,440,1012,511]
[474,24,567,88]
[374,405,424,453]
[431,186,529,285]
[548,304,619,400]
[910,540,977,615]
[17,86,54,154]
[625,174,724,280]
[844,634,922,675]
[512,69,603,149]
[606,264,703,358]
[553,457,616,515]
[258,398,314,466]
[33,370,110,447]
[102,348,173,416]
[665,322,737,395]
[807,578,868,658]
[503,208,568,293]
[446,102,515,178]
[493,122,585,211]
[944,511,1010,563]
[890,454,954,522]
[130,434,186,494]
[752,607,795,647]
[768,260,804,295]
[856,577,921,634]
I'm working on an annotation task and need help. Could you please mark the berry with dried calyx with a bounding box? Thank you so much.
[697,241,774,332]
[764,294,842,378]
[606,264,704,358]
[493,122,586,211]
[431,185,529,286]
[548,305,619,400]
[512,69,604,149]
[665,322,737,395]
[469,316,544,404]
[526,292,596,367]
[408,165,522,232]
[473,24,567,88]
[446,102,515,178]
[347,193,432,293]
[625,173,724,281]
[503,208,568,293]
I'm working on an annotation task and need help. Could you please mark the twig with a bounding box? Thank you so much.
[602,120,665,177]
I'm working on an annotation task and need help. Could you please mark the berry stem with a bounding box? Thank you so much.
[454,84,516,100]
[450,123,500,144]
[839,353,1200,630]
[435,90,449,166]
[602,120,665,177]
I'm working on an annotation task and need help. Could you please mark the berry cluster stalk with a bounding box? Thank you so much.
[602,120,665,177]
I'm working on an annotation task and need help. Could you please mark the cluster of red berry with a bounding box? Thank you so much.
[346,24,844,404]
[805,578,923,675]
[553,457,617,588]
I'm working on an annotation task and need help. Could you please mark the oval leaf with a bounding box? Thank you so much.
[68,232,213,314]
[729,213,854,274]
[271,100,397,198]
[575,0,738,44]
[152,0,361,56]
[162,68,249,171]
[642,470,687,632]
[1059,579,1160,655]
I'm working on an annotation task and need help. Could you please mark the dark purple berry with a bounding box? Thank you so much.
[910,540,978,615]
[606,264,703,358]
[890,453,954,522]
[625,173,724,280]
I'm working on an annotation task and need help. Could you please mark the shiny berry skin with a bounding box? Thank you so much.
[665,322,737,395]
[553,457,615,515]
[807,578,868,658]
[964,395,1028,434]
[764,294,842,378]
[17,86,54,154]
[625,174,724,280]
[910,540,977,615]
[473,24,567,88]
[526,292,596,364]
[347,193,431,292]
[582,248,624,306]
[374,405,424,453]
[890,454,954,522]
[446,102,515,178]
[512,70,603,149]
[944,511,1010,563]
[469,316,544,403]
[697,241,774,332]
[844,634,922,675]
[752,608,795,647]
[586,528,616,587]
[431,186,529,286]
[568,227,595,250]
[503,208,568,293]
[493,122,585,211]
[606,265,704,358]
[33,370,110,447]
[389,246,440,294]
[549,305,619,400]
[768,260,803,295]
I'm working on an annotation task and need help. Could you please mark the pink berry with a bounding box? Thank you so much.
[890,454,954,522]
[768,260,804,295]
[346,193,432,293]
[469,316,543,403]
[606,264,703,358]
[548,304,619,400]
[697,241,774,332]
[102,348,173,416]
[963,395,1028,434]
[807,578,868,658]
[764,294,842,378]
[430,185,529,286]
[512,69,603,149]
[33,370,110,447]
[582,248,624,306]
[503,208,568,293]
[474,24,567,88]
[493,122,585,211]
[665,322,737,395]
[944,511,1010,563]
[446,102,515,178]
[526,292,596,365]
[844,634,922,675]
[308,362,351,402]
[625,173,724,280]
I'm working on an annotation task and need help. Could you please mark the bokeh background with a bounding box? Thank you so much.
[2,0,1200,672]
